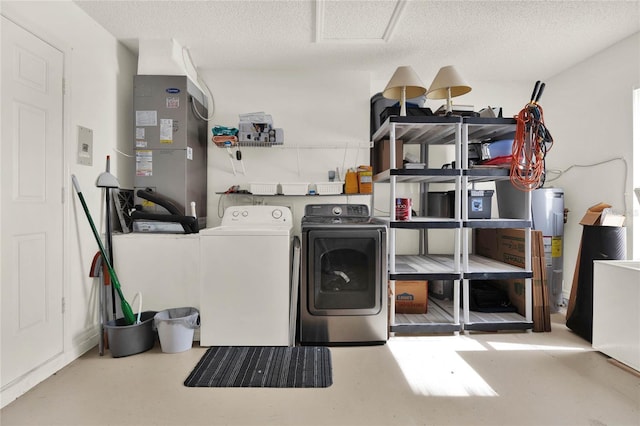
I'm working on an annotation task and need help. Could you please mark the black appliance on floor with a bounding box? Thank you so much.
[299,204,387,345]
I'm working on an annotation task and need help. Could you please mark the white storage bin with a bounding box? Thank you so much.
[316,182,344,195]
[280,182,309,195]
[250,183,278,195]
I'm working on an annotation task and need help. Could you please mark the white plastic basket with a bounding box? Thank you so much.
[280,182,309,195]
[316,182,344,195]
[154,307,199,354]
[250,183,278,195]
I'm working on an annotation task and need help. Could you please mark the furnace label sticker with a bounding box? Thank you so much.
[135,110,157,127]
[166,96,179,109]
[160,119,173,144]
[187,146,193,160]
[135,128,147,147]
[136,150,153,176]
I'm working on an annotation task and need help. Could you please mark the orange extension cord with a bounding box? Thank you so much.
[510,84,553,191]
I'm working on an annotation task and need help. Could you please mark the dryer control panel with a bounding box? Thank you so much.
[304,204,369,218]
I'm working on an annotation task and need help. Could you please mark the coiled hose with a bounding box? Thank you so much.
[510,81,554,191]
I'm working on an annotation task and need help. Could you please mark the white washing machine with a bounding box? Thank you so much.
[199,205,293,346]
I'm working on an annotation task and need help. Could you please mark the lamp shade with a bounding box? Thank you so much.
[426,65,471,99]
[382,66,427,100]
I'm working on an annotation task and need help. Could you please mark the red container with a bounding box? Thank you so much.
[395,198,412,220]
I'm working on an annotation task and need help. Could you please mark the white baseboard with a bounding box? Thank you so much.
[1,330,99,409]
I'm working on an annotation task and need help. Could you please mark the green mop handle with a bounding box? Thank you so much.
[72,175,136,325]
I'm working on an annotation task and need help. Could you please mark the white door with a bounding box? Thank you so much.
[1,16,65,387]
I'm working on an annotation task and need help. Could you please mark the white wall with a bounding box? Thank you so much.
[545,32,640,298]
[203,71,530,246]
[0,0,136,404]
[202,69,371,229]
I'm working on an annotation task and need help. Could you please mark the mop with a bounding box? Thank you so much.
[72,174,136,325]
[89,252,107,355]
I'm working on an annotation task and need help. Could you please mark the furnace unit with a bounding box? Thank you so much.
[133,75,208,230]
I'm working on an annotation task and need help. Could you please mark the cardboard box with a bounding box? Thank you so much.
[495,228,528,268]
[473,228,499,259]
[579,202,611,226]
[372,139,403,175]
[579,202,626,227]
[474,228,548,327]
[474,228,529,316]
[395,281,428,314]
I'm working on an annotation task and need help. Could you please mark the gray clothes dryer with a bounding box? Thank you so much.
[300,204,388,345]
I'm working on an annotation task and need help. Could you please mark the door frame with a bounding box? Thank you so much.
[0,9,72,409]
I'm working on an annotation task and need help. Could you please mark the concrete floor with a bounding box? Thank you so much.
[1,314,639,426]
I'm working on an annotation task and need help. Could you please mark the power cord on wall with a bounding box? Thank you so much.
[182,46,216,121]
[113,147,134,158]
[546,156,628,213]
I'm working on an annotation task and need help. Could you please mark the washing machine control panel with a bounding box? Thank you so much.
[221,205,292,226]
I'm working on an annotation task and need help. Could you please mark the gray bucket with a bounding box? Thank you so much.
[105,311,157,358]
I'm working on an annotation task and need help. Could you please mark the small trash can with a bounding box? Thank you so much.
[154,307,199,353]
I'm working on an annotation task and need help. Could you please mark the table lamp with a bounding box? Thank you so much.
[382,66,427,116]
[427,65,472,114]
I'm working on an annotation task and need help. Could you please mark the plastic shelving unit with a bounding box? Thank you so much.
[372,115,533,333]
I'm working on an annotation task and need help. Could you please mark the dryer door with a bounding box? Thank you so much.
[307,229,383,315]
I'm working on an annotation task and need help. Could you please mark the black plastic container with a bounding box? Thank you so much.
[447,190,494,219]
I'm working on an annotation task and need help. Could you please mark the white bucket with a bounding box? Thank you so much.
[154,307,199,353]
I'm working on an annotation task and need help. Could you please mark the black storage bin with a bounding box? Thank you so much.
[379,106,433,125]
[468,281,517,313]
[370,93,396,138]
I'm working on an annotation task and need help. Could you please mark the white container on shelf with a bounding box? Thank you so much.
[315,182,344,195]
[280,182,310,195]
[249,182,278,195]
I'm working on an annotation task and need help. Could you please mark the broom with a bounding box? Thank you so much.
[72,175,136,325]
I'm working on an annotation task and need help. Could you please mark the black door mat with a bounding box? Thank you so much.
[184,346,332,388]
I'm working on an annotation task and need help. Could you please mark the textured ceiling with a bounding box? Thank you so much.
[74,0,640,84]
